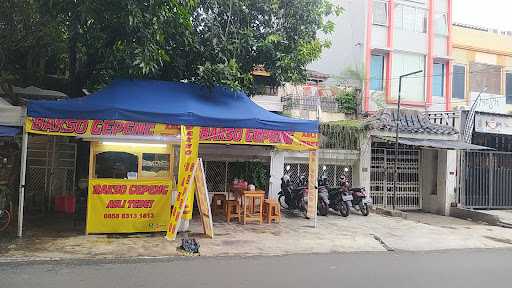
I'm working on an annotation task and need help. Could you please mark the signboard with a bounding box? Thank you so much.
[193,158,214,238]
[166,126,200,240]
[25,117,180,137]
[25,117,318,151]
[306,150,318,219]
[86,179,172,234]
[470,92,507,114]
[199,127,319,150]
[475,113,512,135]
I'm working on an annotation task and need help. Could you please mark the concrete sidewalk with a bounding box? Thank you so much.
[1,211,512,262]
[481,210,512,227]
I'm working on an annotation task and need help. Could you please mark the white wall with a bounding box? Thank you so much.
[421,149,457,215]
[307,0,367,80]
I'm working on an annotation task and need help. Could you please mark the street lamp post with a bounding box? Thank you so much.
[393,70,423,210]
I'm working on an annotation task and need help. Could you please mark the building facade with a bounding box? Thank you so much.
[451,24,512,209]
[309,0,453,113]
[452,23,512,113]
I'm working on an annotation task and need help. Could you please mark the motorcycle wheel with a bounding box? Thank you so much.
[360,203,370,216]
[318,200,328,216]
[278,194,288,209]
[339,201,350,217]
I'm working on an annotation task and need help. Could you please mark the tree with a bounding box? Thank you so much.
[0,0,340,97]
[191,0,341,92]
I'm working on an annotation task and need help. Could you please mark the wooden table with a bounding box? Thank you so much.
[240,190,265,224]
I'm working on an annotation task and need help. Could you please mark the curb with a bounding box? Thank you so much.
[373,207,408,219]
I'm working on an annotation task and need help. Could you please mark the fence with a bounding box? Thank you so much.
[25,135,76,214]
[370,143,421,210]
[282,95,339,113]
[460,151,512,209]
[203,160,271,193]
[283,163,353,187]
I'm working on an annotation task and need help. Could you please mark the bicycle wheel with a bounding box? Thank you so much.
[0,209,11,232]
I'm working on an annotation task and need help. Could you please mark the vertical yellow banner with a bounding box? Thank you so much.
[166,126,200,240]
[307,150,318,219]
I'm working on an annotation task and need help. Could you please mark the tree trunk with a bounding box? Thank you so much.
[68,4,81,98]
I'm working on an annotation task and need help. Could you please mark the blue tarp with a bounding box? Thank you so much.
[0,125,19,137]
[28,80,318,133]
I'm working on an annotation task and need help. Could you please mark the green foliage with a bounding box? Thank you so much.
[228,162,270,191]
[320,120,369,150]
[334,88,357,114]
[0,0,341,97]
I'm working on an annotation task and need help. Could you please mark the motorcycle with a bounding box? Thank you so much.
[278,166,308,217]
[349,187,371,216]
[317,169,329,216]
[327,185,351,217]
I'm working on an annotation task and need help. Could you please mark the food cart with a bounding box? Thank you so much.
[18,80,319,239]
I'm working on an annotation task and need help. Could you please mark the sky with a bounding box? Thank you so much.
[453,0,512,31]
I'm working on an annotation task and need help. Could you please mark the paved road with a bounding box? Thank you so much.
[3,249,512,288]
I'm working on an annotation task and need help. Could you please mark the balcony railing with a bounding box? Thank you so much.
[253,85,279,96]
[282,95,340,113]
[423,111,461,130]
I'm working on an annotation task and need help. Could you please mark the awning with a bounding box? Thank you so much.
[28,79,318,133]
[0,98,24,126]
[0,125,20,137]
[376,136,493,150]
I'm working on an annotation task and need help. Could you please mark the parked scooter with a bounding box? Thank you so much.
[338,167,372,216]
[349,187,371,216]
[328,183,351,217]
[278,166,308,217]
[317,166,330,216]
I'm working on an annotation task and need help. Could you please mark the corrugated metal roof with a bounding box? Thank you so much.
[376,136,492,150]
[368,109,459,136]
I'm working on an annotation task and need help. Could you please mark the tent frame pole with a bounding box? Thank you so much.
[17,129,28,237]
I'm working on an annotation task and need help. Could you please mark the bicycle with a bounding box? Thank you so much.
[0,184,13,232]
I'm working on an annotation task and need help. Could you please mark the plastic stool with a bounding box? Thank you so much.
[211,194,227,216]
[263,199,281,224]
[225,200,241,223]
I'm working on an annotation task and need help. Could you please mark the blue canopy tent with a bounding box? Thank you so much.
[16,80,319,237]
[28,79,318,133]
[0,125,19,137]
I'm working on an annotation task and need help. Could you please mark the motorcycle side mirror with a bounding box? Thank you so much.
[286,165,290,171]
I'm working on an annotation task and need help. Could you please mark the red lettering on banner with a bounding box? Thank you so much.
[106,199,125,208]
[91,120,102,135]
[93,185,127,195]
[282,132,294,145]
[199,128,213,140]
[101,120,114,135]
[30,118,90,135]
[112,121,125,135]
[128,185,168,195]
[75,120,88,134]
[127,199,155,209]
[245,129,254,142]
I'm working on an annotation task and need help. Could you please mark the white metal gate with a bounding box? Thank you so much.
[283,163,353,186]
[370,143,421,210]
[26,136,77,214]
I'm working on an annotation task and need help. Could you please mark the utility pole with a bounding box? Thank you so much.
[393,70,423,210]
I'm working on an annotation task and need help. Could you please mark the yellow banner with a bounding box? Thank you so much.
[25,117,180,137]
[25,117,318,151]
[198,127,319,150]
[86,179,172,234]
[307,151,318,219]
[166,126,200,240]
